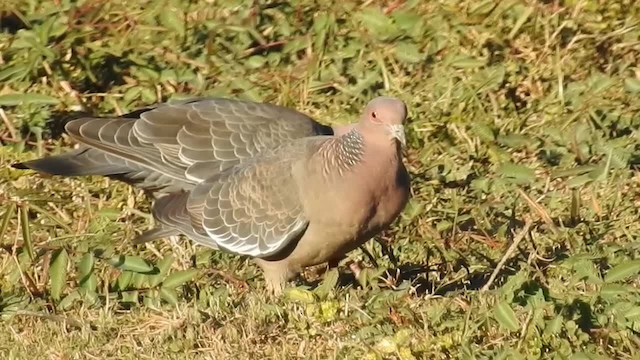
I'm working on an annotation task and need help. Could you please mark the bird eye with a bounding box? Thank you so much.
[371,111,378,119]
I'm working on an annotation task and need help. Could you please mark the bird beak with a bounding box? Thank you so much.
[386,124,406,146]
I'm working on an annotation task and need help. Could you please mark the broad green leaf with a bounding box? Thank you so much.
[566,174,592,188]
[116,270,133,291]
[78,252,97,292]
[391,10,423,37]
[587,73,614,94]
[356,8,399,40]
[470,66,505,92]
[159,10,185,36]
[245,56,267,69]
[130,271,148,289]
[285,287,316,304]
[314,268,339,299]
[493,301,519,331]
[49,248,69,301]
[497,163,536,184]
[58,289,80,310]
[143,290,161,308]
[551,166,596,178]
[472,123,496,142]
[160,287,179,305]
[600,284,636,299]
[624,78,640,93]
[109,255,156,274]
[448,55,485,69]
[572,260,602,284]
[161,269,199,289]
[604,260,640,283]
[497,133,530,149]
[543,315,563,336]
[149,254,175,287]
[394,42,423,63]
[121,290,139,305]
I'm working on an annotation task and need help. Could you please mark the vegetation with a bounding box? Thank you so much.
[1,0,640,358]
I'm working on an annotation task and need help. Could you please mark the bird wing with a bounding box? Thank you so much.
[60,98,331,192]
[184,142,316,257]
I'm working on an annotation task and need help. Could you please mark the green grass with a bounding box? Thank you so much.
[1,0,640,358]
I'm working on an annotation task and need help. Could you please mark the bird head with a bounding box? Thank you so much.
[359,96,407,146]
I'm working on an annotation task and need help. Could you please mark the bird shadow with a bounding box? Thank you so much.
[298,261,495,297]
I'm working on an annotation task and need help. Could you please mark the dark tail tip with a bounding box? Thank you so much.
[11,162,29,170]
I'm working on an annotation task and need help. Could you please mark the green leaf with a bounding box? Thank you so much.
[49,248,69,301]
[159,287,179,305]
[566,174,593,188]
[497,163,536,184]
[470,66,505,92]
[551,166,597,179]
[0,65,29,82]
[158,10,185,36]
[587,73,614,94]
[78,252,97,292]
[58,289,81,311]
[493,301,519,331]
[356,8,399,40]
[448,55,485,69]
[148,254,175,287]
[394,41,423,63]
[543,315,563,336]
[624,78,640,93]
[469,0,497,16]
[572,260,602,284]
[497,134,530,149]
[391,10,423,36]
[245,56,267,69]
[285,287,317,304]
[121,290,139,305]
[472,123,496,142]
[600,284,636,299]
[161,269,199,289]
[569,352,608,360]
[116,270,133,291]
[314,268,339,299]
[130,271,148,289]
[143,289,161,308]
[604,260,640,283]
[109,255,156,274]
[0,93,60,106]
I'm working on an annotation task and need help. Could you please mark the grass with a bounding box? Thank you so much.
[1,0,640,358]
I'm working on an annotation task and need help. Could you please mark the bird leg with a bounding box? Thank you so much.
[253,258,297,295]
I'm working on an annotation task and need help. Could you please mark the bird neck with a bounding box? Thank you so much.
[334,128,365,169]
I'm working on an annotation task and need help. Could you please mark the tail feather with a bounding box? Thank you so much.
[135,192,218,248]
[12,148,129,177]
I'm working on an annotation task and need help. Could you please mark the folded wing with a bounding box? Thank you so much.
[16,98,333,195]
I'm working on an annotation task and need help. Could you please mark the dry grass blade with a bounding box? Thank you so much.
[481,219,533,292]
[27,203,73,233]
[517,189,557,233]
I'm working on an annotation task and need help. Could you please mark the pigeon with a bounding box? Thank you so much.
[13,96,411,293]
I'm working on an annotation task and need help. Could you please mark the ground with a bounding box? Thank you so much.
[1,0,640,359]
